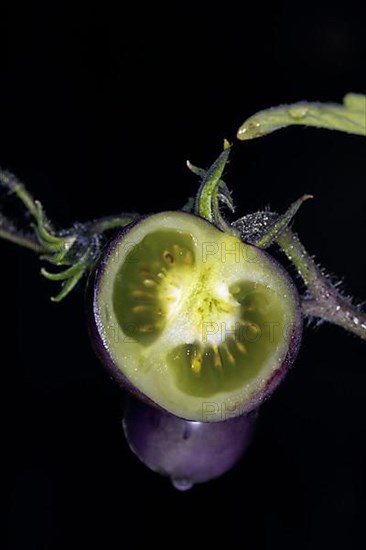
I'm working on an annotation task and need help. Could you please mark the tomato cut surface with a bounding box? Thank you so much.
[92,212,302,421]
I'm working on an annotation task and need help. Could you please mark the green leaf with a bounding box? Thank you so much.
[237,93,366,140]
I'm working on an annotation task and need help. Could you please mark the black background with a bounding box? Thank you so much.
[1,3,366,549]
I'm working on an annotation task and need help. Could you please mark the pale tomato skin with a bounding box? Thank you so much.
[123,398,257,489]
[88,212,302,420]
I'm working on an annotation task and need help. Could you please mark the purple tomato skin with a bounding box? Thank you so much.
[123,398,257,490]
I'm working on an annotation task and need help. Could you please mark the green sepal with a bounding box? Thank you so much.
[253,194,313,248]
[189,142,237,234]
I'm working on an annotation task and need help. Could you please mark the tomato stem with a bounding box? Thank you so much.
[277,228,366,340]
[0,224,45,253]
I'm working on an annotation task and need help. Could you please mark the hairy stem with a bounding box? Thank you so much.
[89,214,137,233]
[277,229,366,340]
[0,169,38,217]
[0,226,45,253]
